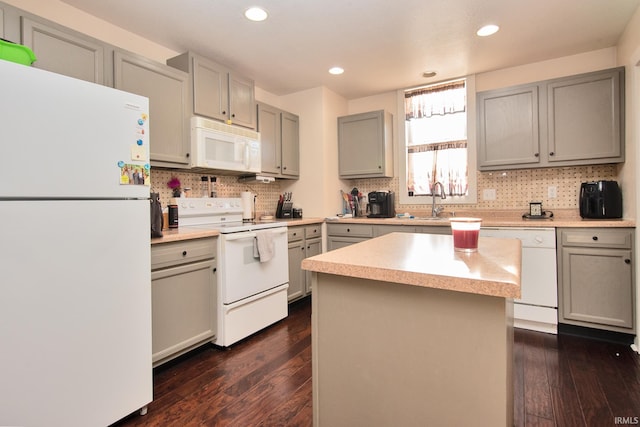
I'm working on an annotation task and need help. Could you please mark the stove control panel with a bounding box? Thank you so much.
[176,197,244,226]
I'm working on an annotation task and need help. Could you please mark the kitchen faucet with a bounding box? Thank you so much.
[431,181,446,217]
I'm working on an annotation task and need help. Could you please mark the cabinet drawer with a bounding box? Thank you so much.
[373,225,416,237]
[151,238,217,270]
[305,224,322,239]
[327,223,373,238]
[560,228,633,249]
[288,227,304,242]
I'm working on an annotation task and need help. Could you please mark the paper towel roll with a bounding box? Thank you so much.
[241,191,254,221]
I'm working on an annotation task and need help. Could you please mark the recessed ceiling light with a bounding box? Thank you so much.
[329,67,344,75]
[477,24,499,37]
[422,71,437,78]
[245,7,268,22]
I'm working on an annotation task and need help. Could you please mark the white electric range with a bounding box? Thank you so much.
[178,198,289,347]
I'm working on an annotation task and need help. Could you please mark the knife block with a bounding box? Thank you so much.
[277,201,293,218]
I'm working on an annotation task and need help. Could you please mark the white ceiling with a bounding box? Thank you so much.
[60,0,640,99]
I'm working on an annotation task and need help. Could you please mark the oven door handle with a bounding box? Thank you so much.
[224,283,289,311]
[222,227,287,241]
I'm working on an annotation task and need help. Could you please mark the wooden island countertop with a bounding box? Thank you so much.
[303,232,521,427]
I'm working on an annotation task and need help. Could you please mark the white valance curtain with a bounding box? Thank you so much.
[405,81,466,120]
[405,80,468,197]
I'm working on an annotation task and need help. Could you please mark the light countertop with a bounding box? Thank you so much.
[151,217,325,244]
[151,227,219,244]
[329,209,635,228]
[302,232,522,299]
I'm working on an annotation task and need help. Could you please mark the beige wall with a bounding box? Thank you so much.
[615,5,640,349]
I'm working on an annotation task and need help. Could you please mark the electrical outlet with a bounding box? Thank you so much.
[548,186,557,199]
[482,189,497,201]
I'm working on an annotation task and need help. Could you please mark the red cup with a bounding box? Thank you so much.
[450,218,482,252]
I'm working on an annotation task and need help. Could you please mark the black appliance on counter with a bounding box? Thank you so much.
[367,191,395,218]
[579,180,622,219]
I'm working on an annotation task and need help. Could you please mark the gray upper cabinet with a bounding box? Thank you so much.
[257,102,300,178]
[228,71,256,129]
[258,103,281,175]
[21,17,105,84]
[547,68,623,164]
[338,110,393,178]
[167,52,256,130]
[477,84,541,169]
[478,67,624,170]
[114,51,190,168]
[281,111,300,177]
[0,7,4,38]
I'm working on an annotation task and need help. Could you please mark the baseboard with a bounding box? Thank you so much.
[558,323,635,345]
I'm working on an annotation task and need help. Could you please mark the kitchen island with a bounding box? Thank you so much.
[301,232,521,427]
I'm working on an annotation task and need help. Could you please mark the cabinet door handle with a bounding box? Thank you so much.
[549,151,555,156]
[231,113,236,118]
[182,250,187,256]
[186,152,190,158]
[592,236,598,241]
[213,267,217,272]
[283,166,287,170]
[534,153,539,157]
[222,110,227,115]
[625,259,631,264]
[347,228,351,232]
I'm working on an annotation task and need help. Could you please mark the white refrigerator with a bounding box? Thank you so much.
[0,59,152,426]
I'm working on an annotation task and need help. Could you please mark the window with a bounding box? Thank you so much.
[405,79,468,197]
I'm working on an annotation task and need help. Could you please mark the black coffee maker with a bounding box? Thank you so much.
[367,191,395,218]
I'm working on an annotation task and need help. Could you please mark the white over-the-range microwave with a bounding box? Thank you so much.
[190,116,261,174]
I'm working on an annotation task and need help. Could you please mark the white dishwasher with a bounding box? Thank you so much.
[480,227,558,334]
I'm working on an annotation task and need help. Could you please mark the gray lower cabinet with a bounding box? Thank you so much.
[21,16,105,84]
[151,238,217,367]
[327,223,373,250]
[478,67,624,170]
[414,224,452,235]
[373,225,416,237]
[557,228,635,333]
[114,50,190,167]
[287,224,322,301]
[167,51,256,130]
[338,110,393,178]
[257,102,300,178]
[327,223,451,250]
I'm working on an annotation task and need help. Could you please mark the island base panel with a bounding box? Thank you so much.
[312,273,514,427]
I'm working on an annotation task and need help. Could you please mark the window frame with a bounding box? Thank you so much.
[397,74,478,206]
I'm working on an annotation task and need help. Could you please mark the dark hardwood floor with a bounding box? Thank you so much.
[112,297,640,427]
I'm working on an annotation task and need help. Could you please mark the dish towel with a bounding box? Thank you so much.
[254,230,275,262]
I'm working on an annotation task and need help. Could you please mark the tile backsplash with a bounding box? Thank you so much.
[349,164,619,212]
[150,169,285,216]
[151,164,618,216]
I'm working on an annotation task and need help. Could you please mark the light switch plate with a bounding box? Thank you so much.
[548,186,557,199]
